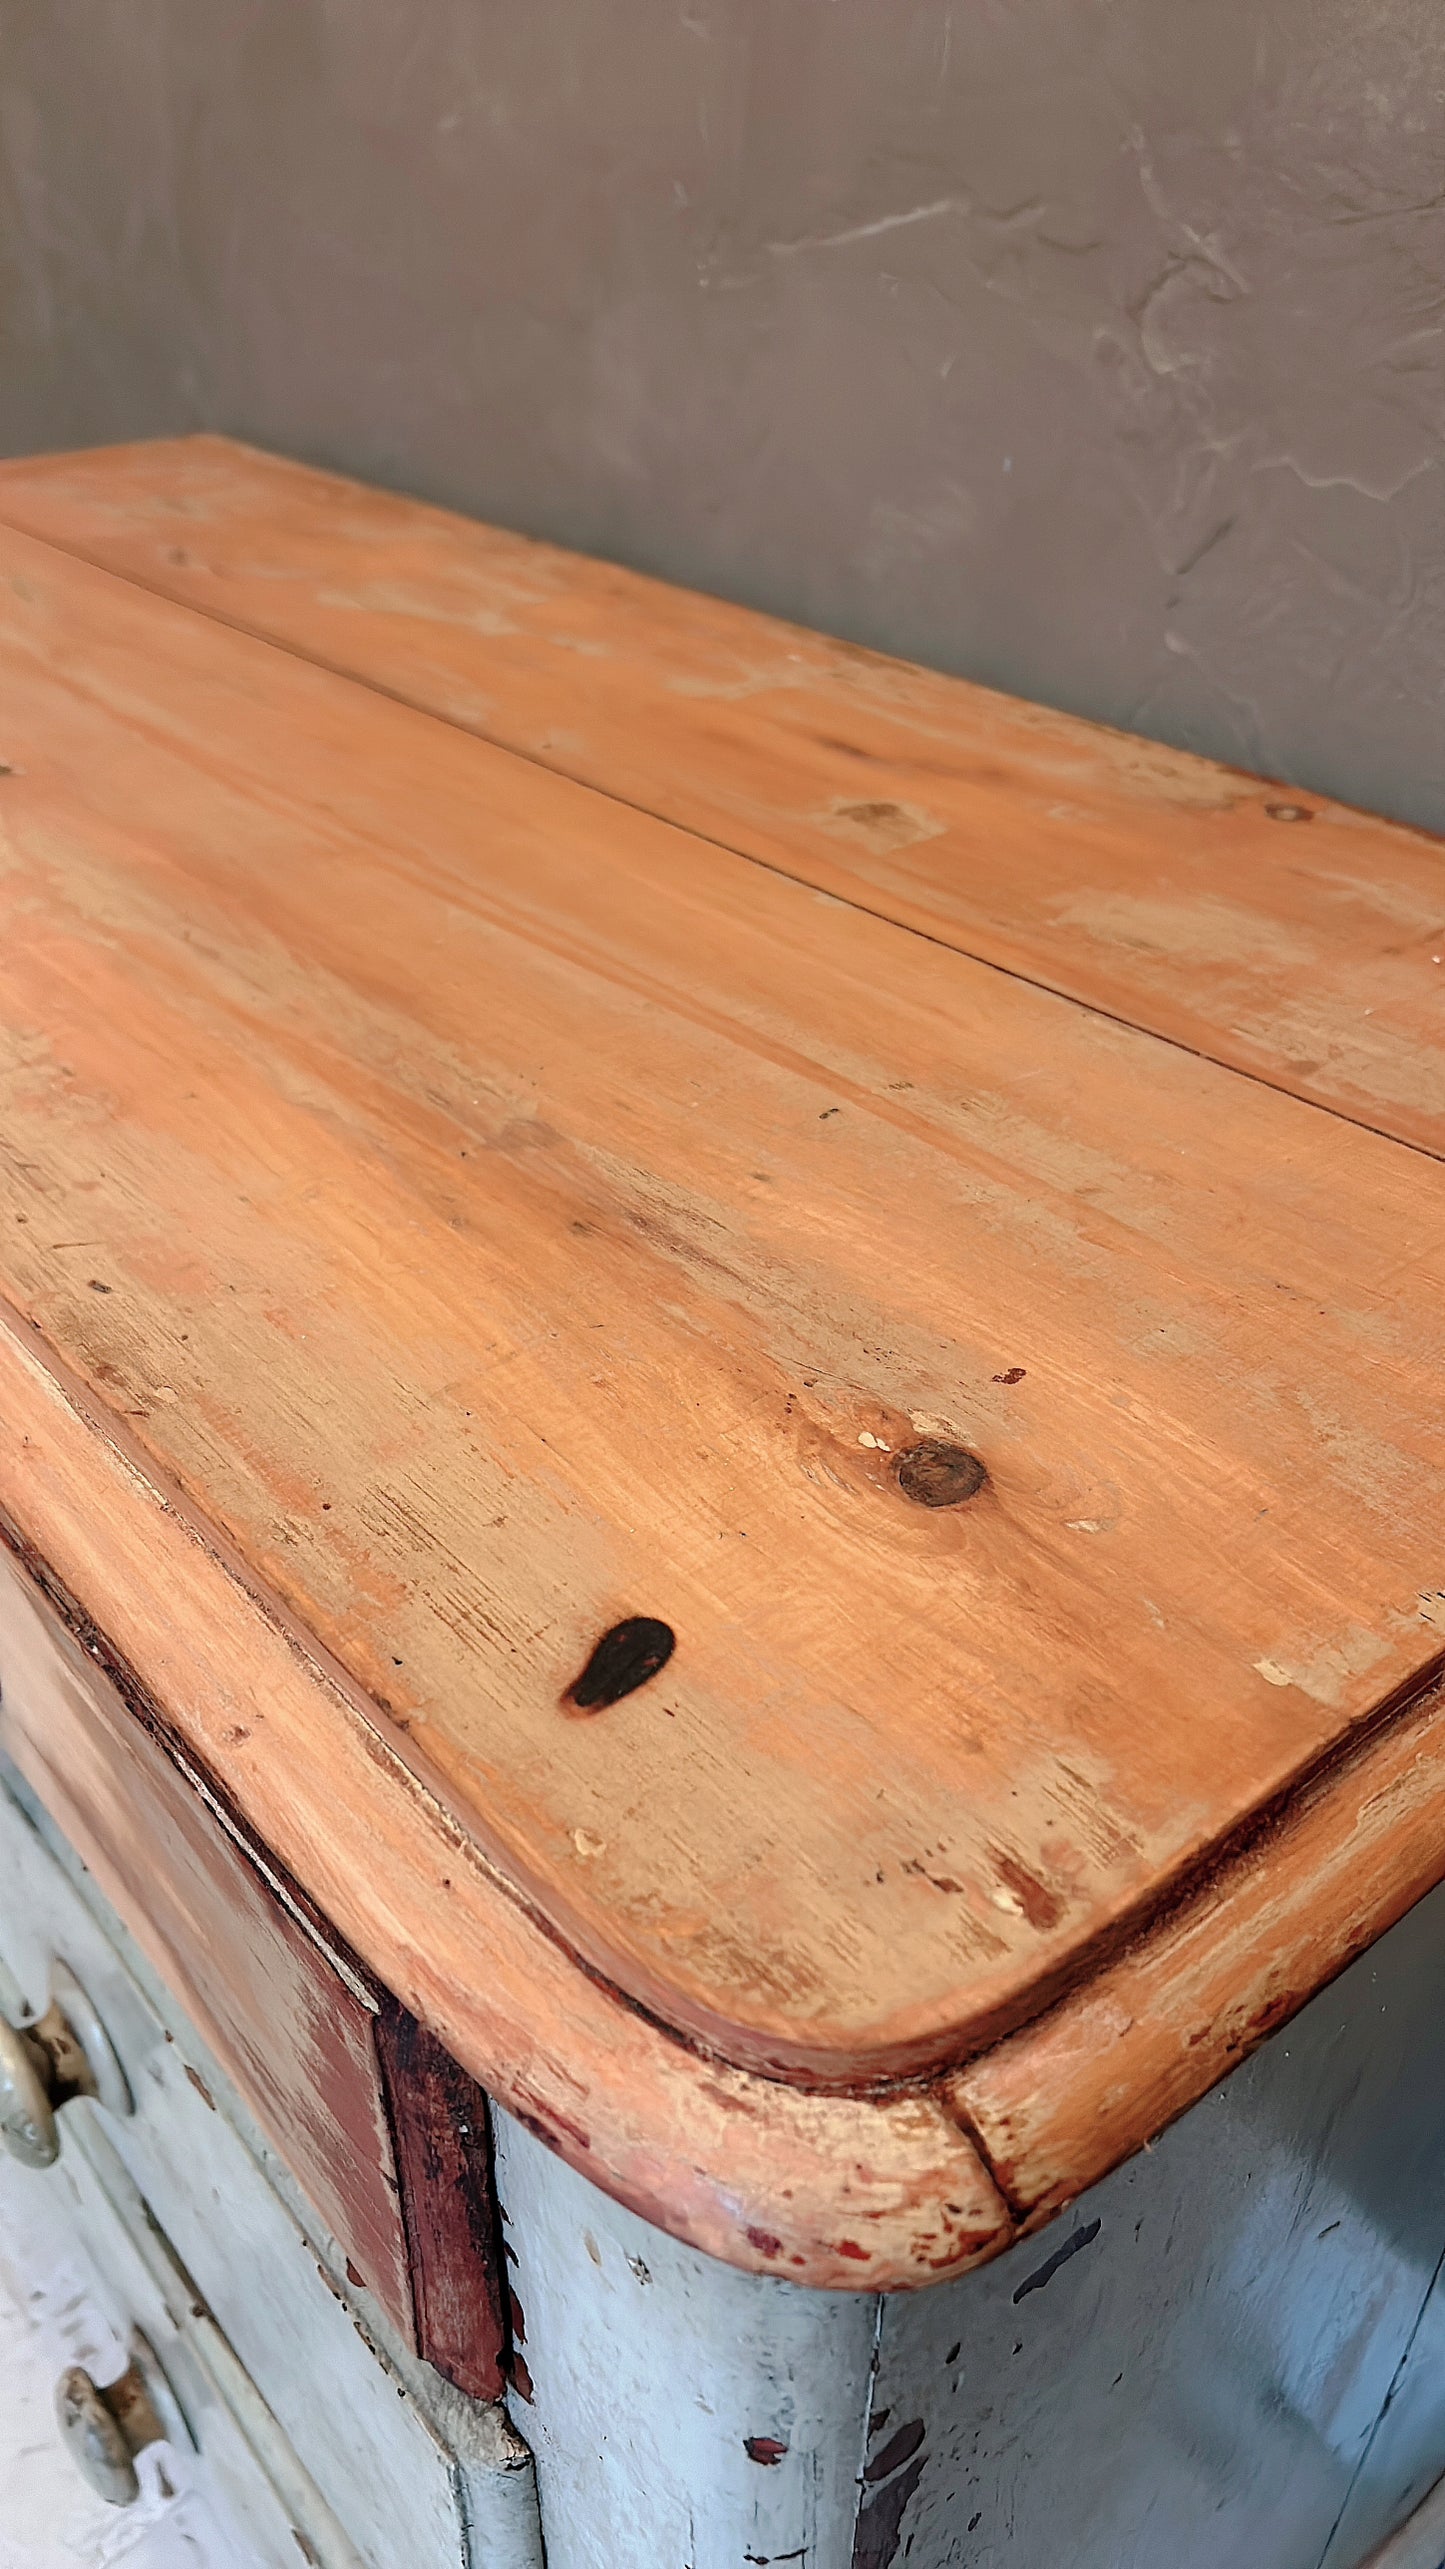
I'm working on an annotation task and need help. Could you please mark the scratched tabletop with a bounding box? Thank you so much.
[0,438,1442,2275]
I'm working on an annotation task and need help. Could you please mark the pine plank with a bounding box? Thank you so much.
[1,520,1444,2104]
[2,435,1443,1159]
[0,1299,1009,2289]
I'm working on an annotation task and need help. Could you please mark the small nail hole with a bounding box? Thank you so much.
[895,1441,988,1508]
[1265,802,1313,823]
[565,1616,676,1712]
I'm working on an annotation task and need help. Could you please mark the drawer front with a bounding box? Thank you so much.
[0,1767,542,2568]
[0,1530,504,2398]
[0,2127,318,2568]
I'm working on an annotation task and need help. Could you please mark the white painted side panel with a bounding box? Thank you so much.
[498,1877,1445,2569]
[1357,2468,1445,2569]
[860,1882,1445,2569]
[494,2111,879,2569]
[1323,2256,1445,2568]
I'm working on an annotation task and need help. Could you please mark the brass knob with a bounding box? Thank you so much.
[55,2359,165,2506]
[0,2017,60,2166]
[0,1962,131,2167]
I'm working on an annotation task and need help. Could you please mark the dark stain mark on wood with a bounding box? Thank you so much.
[564,1616,676,1711]
[993,1851,1064,1930]
[183,2063,216,2110]
[895,1441,987,1508]
[1011,2216,1102,2303]
[746,2225,784,2257]
[993,1366,1027,1385]
[374,2002,508,2401]
[86,1278,113,1294]
[509,2349,535,2404]
[745,2436,790,2466]
[508,2287,527,2344]
[834,2239,871,2261]
[865,2421,926,2483]
[838,800,903,827]
[903,1858,965,1896]
[345,2259,367,2290]
[868,2409,892,2436]
[508,2094,594,2155]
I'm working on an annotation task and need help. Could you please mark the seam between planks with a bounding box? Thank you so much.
[2,505,1442,1179]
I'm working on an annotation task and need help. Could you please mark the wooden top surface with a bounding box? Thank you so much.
[3,435,1444,1162]
[1,497,1445,2116]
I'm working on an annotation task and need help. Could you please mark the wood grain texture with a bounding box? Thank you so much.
[951,1663,1445,2223]
[2,435,1443,1160]
[2,522,1445,2096]
[0,1297,1010,2289]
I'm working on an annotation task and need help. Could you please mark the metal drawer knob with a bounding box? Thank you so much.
[0,1961,131,2167]
[55,2359,165,2506]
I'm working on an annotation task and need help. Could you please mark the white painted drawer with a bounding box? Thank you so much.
[0,2109,358,2567]
[0,1766,541,2569]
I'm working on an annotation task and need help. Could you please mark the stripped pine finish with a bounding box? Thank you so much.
[1,454,1444,2285]
[0,1311,1006,2290]
[2,435,1443,1162]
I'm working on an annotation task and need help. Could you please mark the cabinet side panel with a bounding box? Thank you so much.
[867,1881,1445,2569]
[1321,2267,1445,2567]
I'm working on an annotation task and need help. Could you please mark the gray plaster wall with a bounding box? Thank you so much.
[2,0,1442,830]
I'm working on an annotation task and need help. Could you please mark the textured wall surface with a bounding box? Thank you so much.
[2,0,1442,828]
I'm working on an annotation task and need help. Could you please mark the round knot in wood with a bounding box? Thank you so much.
[895,1441,988,1508]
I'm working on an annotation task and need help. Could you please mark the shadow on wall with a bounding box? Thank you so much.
[1,0,1442,832]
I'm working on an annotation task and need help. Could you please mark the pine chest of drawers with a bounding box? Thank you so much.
[1,436,1444,2567]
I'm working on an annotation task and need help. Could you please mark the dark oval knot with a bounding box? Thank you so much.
[895,1441,988,1509]
[565,1616,676,1712]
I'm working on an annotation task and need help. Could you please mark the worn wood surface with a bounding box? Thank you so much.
[2,435,1443,1161]
[953,1666,1445,2220]
[2,522,1445,2090]
[0,1302,1008,2288]
[4,477,1445,2271]
[0,2127,300,2568]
